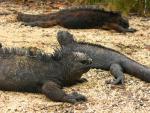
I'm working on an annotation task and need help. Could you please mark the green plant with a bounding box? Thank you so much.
[66,0,150,16]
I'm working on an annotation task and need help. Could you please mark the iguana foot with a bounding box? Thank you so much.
[109,64,124,85]
[77,78,88,83]
[105,77,124,85]
[63,92,87,104]
[22,22,37,27]
[127,28,137,33]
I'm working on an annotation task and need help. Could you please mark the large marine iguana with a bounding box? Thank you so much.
[0,47,93,103]
[17,5,136,33]
[57,31,150,84]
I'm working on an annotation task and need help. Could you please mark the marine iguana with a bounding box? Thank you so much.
[0,47,92,103]
[57,31,150,84]
[17,5,136,33]
[0,43,2,48]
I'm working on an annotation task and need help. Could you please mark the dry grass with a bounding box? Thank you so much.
[0,2,150,113]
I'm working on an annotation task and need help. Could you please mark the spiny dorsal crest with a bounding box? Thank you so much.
[61,5,121,15]
[0,47,52,62]
[0,47,73,62]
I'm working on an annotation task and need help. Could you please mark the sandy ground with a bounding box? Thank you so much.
[0,2,150,113]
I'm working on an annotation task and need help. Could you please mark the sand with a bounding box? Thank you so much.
[0,2,150,113]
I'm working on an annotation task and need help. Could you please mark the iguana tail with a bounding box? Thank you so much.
[122,58,150,82]
[17,12,58,22]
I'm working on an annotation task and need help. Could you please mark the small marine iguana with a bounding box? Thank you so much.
[0,47,92,103]
[0,43,2,48]
[17,5,136,33]
[57,31,150,84]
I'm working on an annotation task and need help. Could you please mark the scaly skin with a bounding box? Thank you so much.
[17,5,137,33]
[0,47,92,103]
[57,31,150,84]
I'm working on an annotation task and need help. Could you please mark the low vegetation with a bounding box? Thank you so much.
[67,0,150,16]
[10,0,150,16]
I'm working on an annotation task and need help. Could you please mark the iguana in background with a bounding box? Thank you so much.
[0,46,92,103]
[57,31,150,84]
[17,5,136,33]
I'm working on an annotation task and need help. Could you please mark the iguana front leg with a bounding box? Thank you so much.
[102,23,137,33]
[107,63,124,85]
[42,81,87,104]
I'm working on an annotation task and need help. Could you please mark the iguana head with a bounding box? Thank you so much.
[118,16,129,28]
[53,47,92,74]
[57,31,76,47]
[110,12,129,28]
[116,12,129,28]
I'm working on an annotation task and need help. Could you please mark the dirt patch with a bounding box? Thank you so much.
[0,2,150,113]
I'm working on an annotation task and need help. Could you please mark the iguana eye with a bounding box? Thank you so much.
[80,60,92,65]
